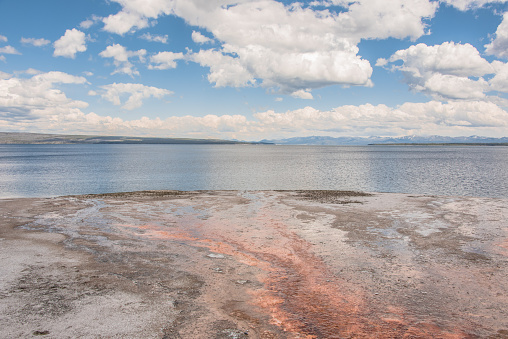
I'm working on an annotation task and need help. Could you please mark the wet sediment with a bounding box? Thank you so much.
[1,191,507,338]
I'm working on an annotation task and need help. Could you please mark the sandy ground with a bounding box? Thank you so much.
[1,190,507,338]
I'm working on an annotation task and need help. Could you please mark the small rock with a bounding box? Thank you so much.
[236,280,249,285]
[220,328,249,338]
[207,253,225,259]
[33,330,50,336]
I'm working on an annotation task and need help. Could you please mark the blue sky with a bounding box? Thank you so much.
[1,0,508,140]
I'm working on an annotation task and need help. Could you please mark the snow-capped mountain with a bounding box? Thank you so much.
[261,135,508,145]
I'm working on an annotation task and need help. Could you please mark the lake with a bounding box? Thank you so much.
[0,144,507,198]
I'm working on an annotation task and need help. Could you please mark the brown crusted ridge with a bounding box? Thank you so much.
[73,190,193,199]
[296,190,373,204]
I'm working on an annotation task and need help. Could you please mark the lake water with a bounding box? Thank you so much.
[1,144,507,198]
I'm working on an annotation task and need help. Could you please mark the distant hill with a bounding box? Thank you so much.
[261,135,508,145]
[0,132,261,145]
[3,132,507,146]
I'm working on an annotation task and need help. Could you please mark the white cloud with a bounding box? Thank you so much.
[396,100,508,129]
[140,33,168,43]
[53,29,87,58]
[485,12,508,59]
[92,82,173,110]
[191,31,213,44]
[180,0,431,92]
[386,42,492,77]
[490,60,508,92]
[148,51,184,70]
[0,35,7,42]
[0,71,88,124]
[190,49,256,88]
[440,0,508,10]
[102,0,173,35]
[99,44,147,76]
[252,101,508,137]
[100,44,145,62]
[80,20,94,29]
[0,45,20,62]
[291,89,314,100]
[99,0,438,94]
[382,42,495,100]
[423,74,488,100]
[80,15,101,29]
[24,68,42,75]
[2,89,508,138]
[103,11,149,35]
[0,46,21,55]
[21,37,51,47]
[0,71,11,79]
[190,43,372,93]
[34,71,88,85]
[172,0,437,42]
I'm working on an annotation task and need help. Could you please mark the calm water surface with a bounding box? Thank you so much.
[1,144,507,198]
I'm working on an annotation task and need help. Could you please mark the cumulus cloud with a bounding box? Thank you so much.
[190,49,256,88]
[0,46,21,55]
[291,89,314,100]
[80,15,102,30]
[0,45,20,61]
[381,42,496,100]
[24,68,42,75]
[21,37,51,47]
[485,12,508,59]
[490,60,508,92]
[385,42,492,77]
[252,101,508,137]
[0,71,88,124]
[0,71,11,79]
[440,0,508,10]
[53,29,87,58]
[148,51,185,70]
[102,0,172,35]
[99,44,147,76]
[179,0,429,93]
[191,31,213,44]
[91,82,173,110]
[2,71,507,139]
[80,20,94,29]
[189,43,373,93]
[0,35,7,42]
[424,74,488,99]
[5,99,508,139]
[140,33,169,43]
[99,0,438,95]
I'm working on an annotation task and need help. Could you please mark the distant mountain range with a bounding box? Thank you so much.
[0,132,259,145]
[261,135,508,145]
[2,132,508,146]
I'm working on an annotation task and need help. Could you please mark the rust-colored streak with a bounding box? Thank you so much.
[114,207,469,338]
[239,222,468,338]
[117,222,270,270]
[497,238,508,257]
[253,228,368,338]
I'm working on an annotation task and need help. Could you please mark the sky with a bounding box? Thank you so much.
[1,0,508,141]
